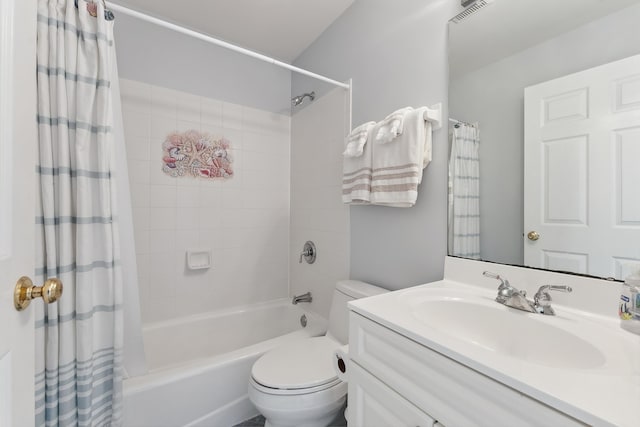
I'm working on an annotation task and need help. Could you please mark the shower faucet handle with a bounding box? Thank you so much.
[299,241,316,264]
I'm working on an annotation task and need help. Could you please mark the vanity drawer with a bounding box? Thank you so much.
[348,361,436,427]
[349,312,584,427]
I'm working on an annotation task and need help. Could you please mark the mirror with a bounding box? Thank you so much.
[448,0,640,280]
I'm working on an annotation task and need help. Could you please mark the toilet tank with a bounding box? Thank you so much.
[326,280,388,344]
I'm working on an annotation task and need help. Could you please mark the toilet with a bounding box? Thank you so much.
[248,280,388,427]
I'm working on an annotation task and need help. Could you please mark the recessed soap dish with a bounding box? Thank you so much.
[186,249,211,270]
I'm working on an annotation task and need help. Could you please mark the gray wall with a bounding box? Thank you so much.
[450,4,640,266]
[114,13,292,114]
[293,0,462,289]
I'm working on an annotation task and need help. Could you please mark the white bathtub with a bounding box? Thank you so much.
[123,299,326,427]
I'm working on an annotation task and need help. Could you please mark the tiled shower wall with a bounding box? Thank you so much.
[289,88,350,318]
[120,79,291,324]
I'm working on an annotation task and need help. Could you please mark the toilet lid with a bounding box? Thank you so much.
[252,336,340,390]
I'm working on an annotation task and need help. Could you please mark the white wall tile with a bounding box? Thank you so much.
[176,186,199,207]
[222,102,243,130]
[174,229,200,255]
[177,120,200,132]
[176,207,199,230]
[136,253,150,279]
[176,176,200,189]
[151,85,178,118]
[198,207,222,230]
[222,128,243,152]
[149,229,176,254]
[123,78,292,324]
[244,107,290,136]
[122,108,151,140]
[149,207,177,230]
[132,207,150,230]
[125,136,150,162]
[148,252,178,298]
[221,188,245,210]
[140,295,177,324]
[130,184,150,208]
[201,98,222,128]
[148,161,177,186]
[289,89,350,319]
[177,92,201,123]
[150,114,178,141]
[134,227,149,255]
[128,159,150,185]
[149,185,177,208]
[199,185,222,208]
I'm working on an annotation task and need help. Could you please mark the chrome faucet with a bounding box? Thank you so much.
[483,271,572,315]
[533,285,572,315]
[483,271,537,313]
[292,292,312,305]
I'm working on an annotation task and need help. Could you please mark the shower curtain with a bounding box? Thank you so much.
[448,123,481,259]
[34,1,141,425]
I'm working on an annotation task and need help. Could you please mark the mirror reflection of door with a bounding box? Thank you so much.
[524,53,640,279]
[448,0,640,279]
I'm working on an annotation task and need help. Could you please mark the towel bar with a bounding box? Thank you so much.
[423,103,442,130]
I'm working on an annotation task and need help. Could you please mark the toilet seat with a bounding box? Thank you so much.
[250,376,342,396]
[251,336,341,394]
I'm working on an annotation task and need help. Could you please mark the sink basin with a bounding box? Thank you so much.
[410,298,606,370]
[350,275,640,427]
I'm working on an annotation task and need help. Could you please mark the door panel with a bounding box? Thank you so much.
[524,53,640,279]
[0,1,37,427]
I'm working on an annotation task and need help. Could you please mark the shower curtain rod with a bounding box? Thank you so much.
[106,2,351,90]
[449,118,476,127]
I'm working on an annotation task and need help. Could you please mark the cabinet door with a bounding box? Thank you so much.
[348,362,436,427]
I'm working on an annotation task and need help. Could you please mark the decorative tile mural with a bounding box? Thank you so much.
[162,130,234,179]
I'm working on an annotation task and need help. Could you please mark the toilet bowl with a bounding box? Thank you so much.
[248,281,388,427]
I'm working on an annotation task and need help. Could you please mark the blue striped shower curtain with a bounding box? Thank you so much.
[35,0,124,425]
[448,124,481,259]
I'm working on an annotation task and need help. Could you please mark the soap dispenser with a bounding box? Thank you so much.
[620,271,640,335]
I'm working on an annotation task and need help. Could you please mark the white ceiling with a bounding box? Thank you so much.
[450,0,640,77]
[109,0,355,63]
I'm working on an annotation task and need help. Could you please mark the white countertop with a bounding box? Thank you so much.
[349,279,640,427]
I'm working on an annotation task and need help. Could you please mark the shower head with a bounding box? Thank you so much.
[291,91,316,107]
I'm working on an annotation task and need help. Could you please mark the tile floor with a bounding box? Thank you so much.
[232,411,347,427]
[232,415,265,427]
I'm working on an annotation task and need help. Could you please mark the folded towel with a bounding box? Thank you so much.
[375,107,414,144]
[343,121,375,158]
[370,107,432,207]
[343,125,375,204]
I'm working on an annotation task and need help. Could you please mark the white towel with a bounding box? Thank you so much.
[370,107,432,207]
[375,107,413,144]
[343,121,375,158]
[343,126,374,204]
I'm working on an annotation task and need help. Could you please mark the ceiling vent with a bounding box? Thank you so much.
[451,0,494,24]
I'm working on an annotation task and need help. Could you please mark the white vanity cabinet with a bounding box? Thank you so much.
[347,311,584,427]
[348,362,435,427]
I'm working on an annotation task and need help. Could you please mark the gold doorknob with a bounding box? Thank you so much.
[527,231,540,241]
[14,276,63,311]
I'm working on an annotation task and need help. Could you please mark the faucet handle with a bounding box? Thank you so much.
[544,285,572,293]
[483,271,510,288]
[484,271,517,304]
[534,284,572,300]
[299,241,316,264]
[534,285,572,315]
[482,271,513,291]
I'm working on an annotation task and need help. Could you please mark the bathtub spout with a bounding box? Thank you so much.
[292,292,312,305]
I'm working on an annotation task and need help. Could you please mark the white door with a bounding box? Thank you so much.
[0,1,38,426]
[524,53,640,279]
